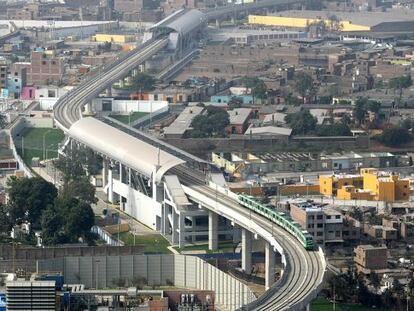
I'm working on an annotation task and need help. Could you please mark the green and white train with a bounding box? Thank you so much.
[238,194,314,250]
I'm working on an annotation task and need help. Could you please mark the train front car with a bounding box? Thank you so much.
[238,194,315,250]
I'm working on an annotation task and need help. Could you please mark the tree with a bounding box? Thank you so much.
[63,198,95,243]
[41,204,65,245]
[294,72,314,104]
[377,126,412,147]
[130,72,156,93]
[305,0,323,10]
[285,92,302,106]
[54,148,85,183]
[0,113,6,129]
[242,77,267,100]
[370,272,381,291]
[341,114,352,126]
[367,100,381,114]
[353,98,367,125]
[285,110,317,135]
[367,213,382,225]
[62,177,97,205]
[42,197,95,245]
[349,207,363,221]
[191,106,229,138]
[389,75,412,107]
[319,95,332,105]
[316,122,352,136]
[6,177,57,229]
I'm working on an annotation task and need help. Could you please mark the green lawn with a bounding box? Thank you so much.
[119,232,171,254]
[15,127,65,165]
[311,298,389,311]
[174,241,236,253]
[110,112,148,124]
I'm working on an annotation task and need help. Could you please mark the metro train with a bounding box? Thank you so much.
[238,194,314,250]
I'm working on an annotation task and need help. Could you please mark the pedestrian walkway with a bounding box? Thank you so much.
[94,190,155,236]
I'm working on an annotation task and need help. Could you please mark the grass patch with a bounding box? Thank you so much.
[14,127,65,165]
[174,241,236,253]
[311,298,388,311]
[119,232,171,254]
[110,112,148,124]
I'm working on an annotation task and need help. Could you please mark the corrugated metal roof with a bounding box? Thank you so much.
[69,117,185,183]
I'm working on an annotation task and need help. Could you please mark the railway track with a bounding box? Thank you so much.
[53,16,325,309]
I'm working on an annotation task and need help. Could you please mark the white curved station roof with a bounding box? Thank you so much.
[69,117,185,183]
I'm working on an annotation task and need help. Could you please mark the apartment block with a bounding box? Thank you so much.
[289,200,343,245]
[342,215,361,241]
[29,50,64,86]
[6,280,56,310]
[354,245,387,273]
[0,57,8,90]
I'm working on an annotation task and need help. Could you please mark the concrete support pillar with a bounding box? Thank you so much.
[172,210,178,245]
[161,204,167,236]
[119,163,123,184]
[265,242,276,290]
[215,19,220,28]
[102,159,108,187]
[208,211,218,251]
[119,79,124,88]
[241,229,252,274]
[85,102,92,114]
[231,16,235,24]
[105,87,112,97]
[108,166,114,203]
[179,213,185,249]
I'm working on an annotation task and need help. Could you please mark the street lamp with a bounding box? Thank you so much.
[95,259,101,289]
[42,129,52,160]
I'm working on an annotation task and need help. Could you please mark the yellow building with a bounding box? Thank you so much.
[248,15,370,32]
[319,168,410,202]
[319,174,363,197]
[92,34,134,43]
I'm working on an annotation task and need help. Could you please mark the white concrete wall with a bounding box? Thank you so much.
[37,254,257,310]
[113,179,161,230]
[111,100,168,113]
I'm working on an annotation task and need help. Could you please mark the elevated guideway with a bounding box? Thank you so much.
[205,0,302,20]
[54,38,168,131]
[53,3,326,309]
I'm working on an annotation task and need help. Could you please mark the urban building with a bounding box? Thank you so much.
[28,49,64,86]
[342,215,361,241]
[210,28,307,45]
[163,106,204,138]
[0,57,8,92]
[92,33,135,43]
[7,62,28,98]
[320,168,411,202]
[249,10,414,33]
[6,280,56,311]
[354,245,388,273]
[289,200,343,245]
[212,152,402,178]
[226,108,252,135]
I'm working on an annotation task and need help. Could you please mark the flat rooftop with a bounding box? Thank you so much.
[228,108,251,125]
[163,106,204,136]
[274,9,414,27]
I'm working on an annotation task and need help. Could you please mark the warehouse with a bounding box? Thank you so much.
[249,9,414,33]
